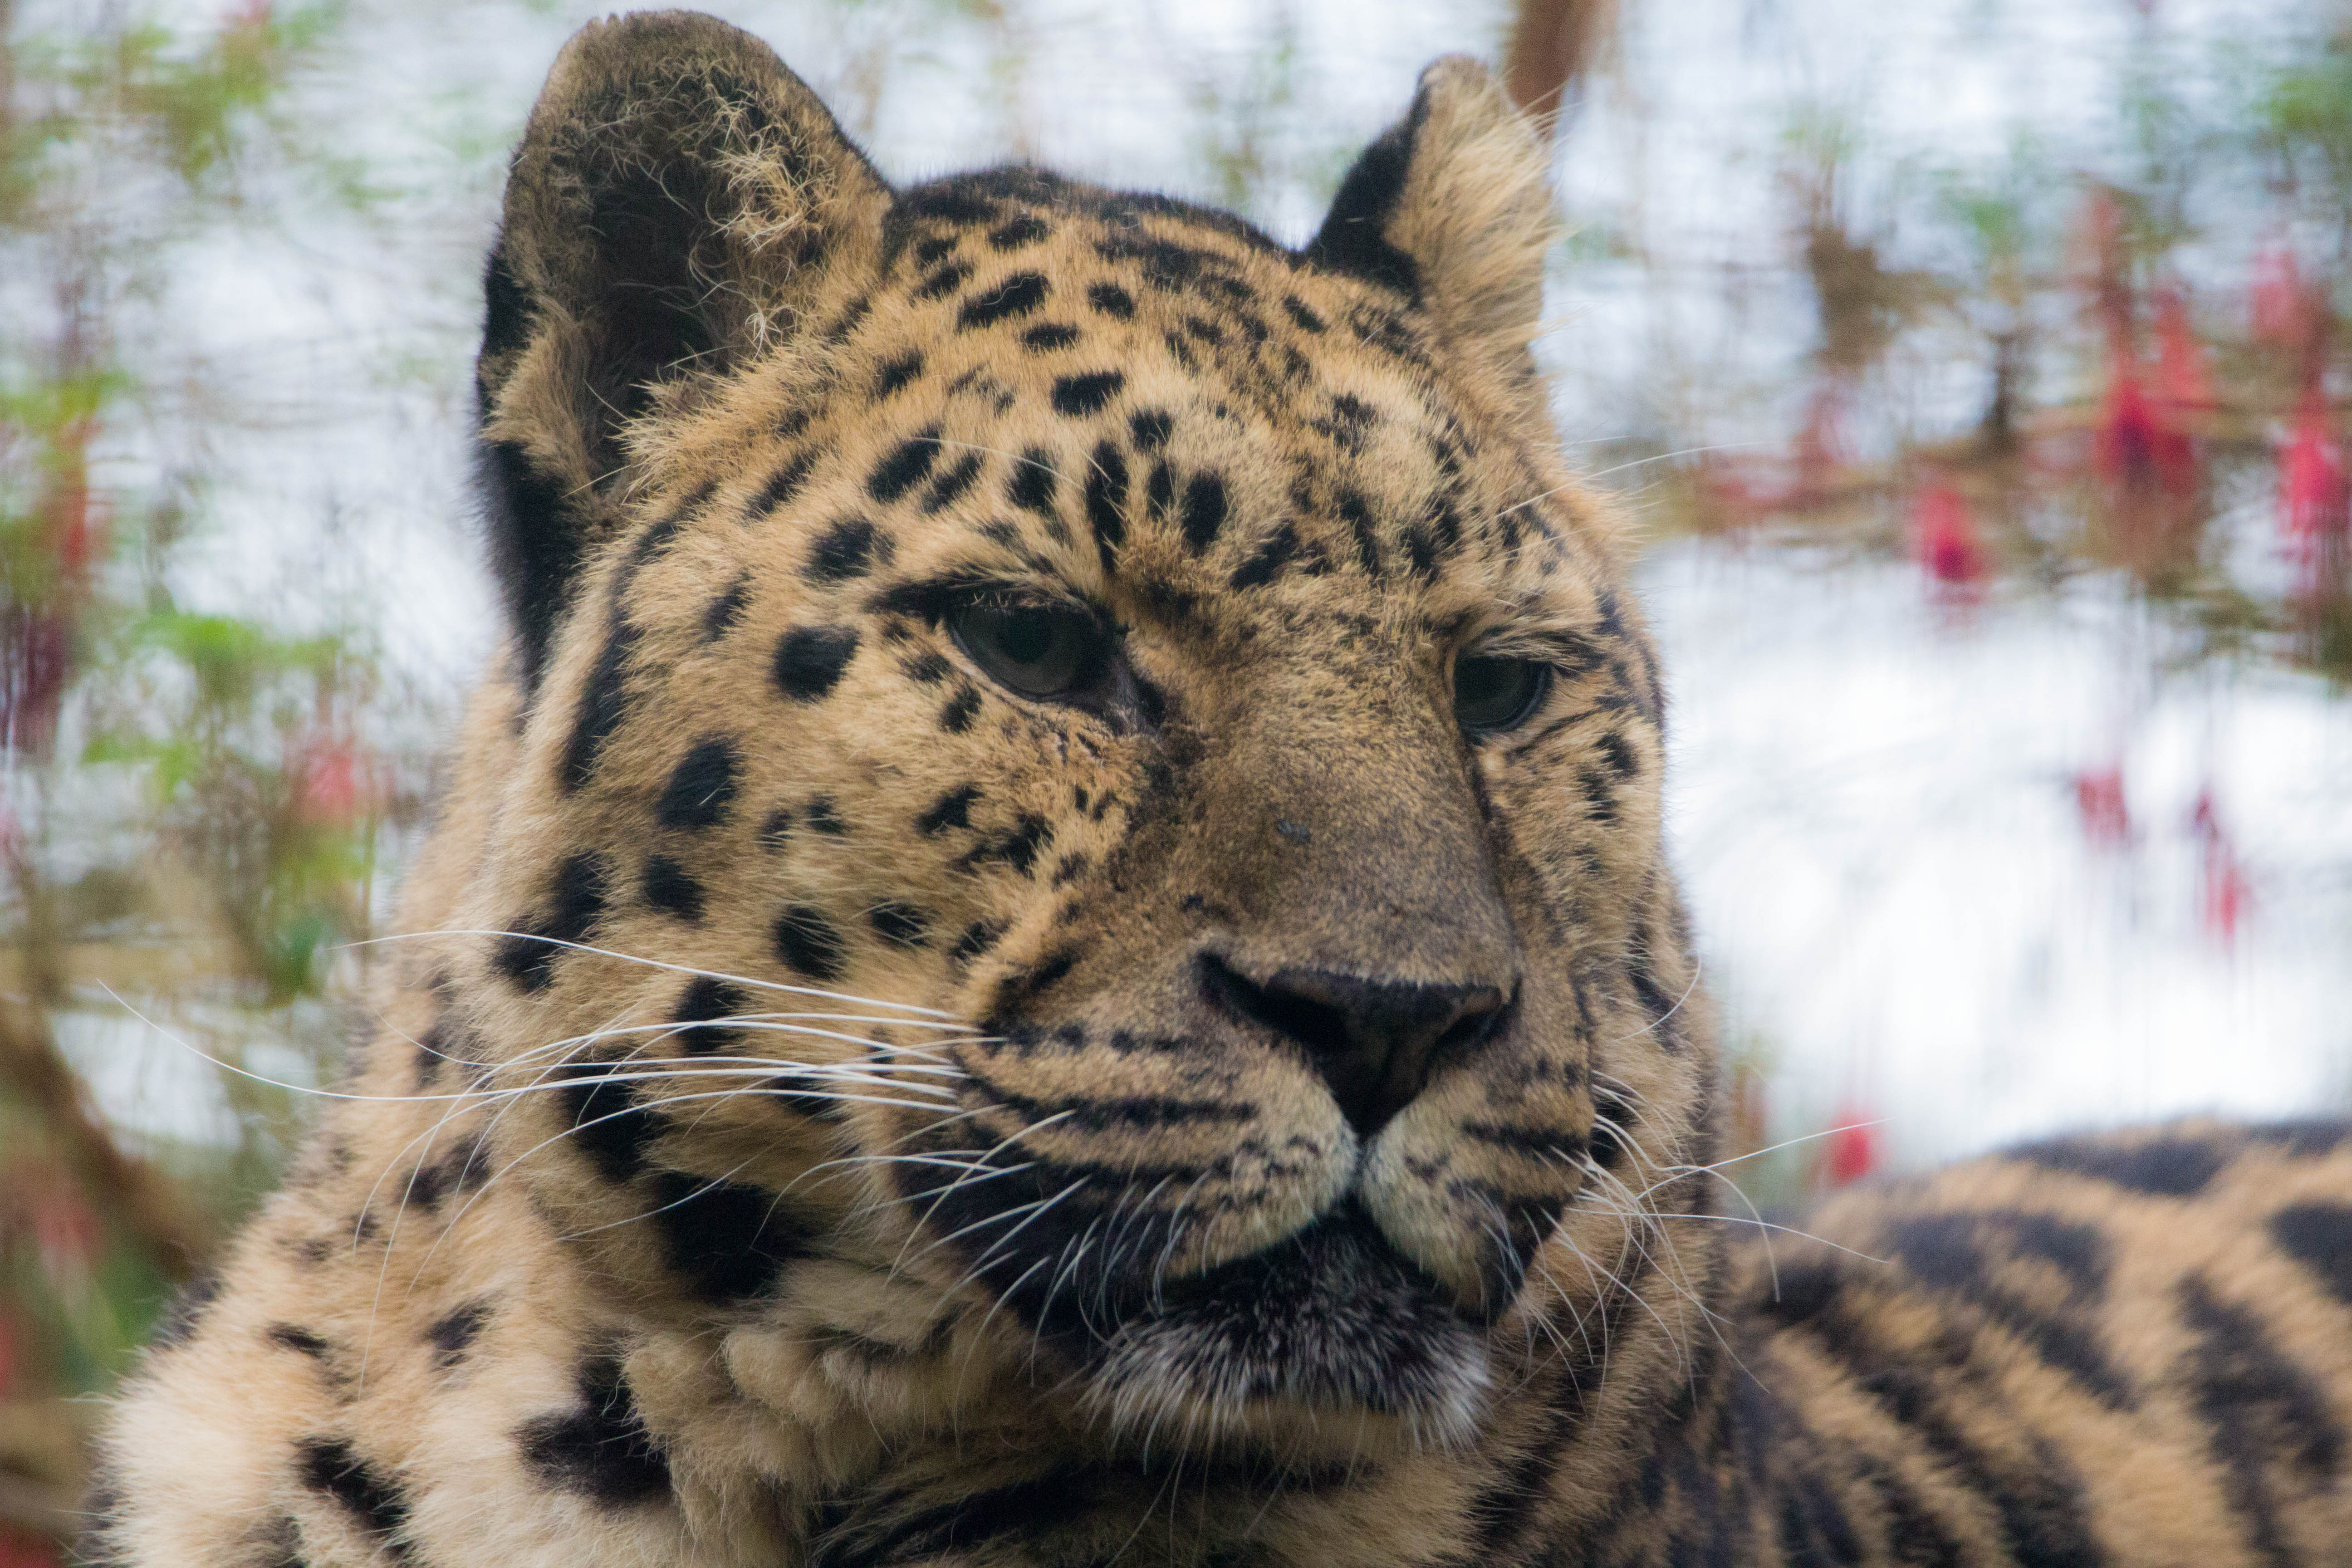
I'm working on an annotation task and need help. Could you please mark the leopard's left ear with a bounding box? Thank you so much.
[1304,57,1556,407]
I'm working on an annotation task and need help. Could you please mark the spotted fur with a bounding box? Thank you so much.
[90,13,2352,1567]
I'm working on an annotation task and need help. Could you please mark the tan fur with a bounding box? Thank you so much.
[92,14,2352,1568]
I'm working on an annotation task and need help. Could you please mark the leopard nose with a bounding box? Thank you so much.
[1200,954,1511,1139]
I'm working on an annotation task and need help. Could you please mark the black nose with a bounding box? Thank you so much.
[1200,954,1510,1138]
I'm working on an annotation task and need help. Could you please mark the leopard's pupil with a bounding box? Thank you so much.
[997,612,1055,666]
[950,603,1097,700]
[1453,655,1548,734]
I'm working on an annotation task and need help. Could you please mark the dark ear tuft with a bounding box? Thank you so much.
[477,11,890,686]
[1304,58,1556,414]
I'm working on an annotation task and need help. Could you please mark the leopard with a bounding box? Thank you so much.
[84,11,2352,1567]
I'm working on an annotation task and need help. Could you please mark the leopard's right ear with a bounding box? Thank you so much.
[477,10,889,686]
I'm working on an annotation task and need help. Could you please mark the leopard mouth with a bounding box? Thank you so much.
[1058,1200,1493,1445]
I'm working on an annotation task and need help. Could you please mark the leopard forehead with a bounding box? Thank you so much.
[618,174,1610,652]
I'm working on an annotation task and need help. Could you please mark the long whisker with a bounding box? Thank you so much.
[343,930,959,1017]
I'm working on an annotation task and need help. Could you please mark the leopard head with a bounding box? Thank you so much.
[450,9,1710,1466]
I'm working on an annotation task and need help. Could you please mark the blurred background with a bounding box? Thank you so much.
[4,0,2350,1556]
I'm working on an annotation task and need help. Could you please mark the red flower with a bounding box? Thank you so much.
[2151,288,2214,412]
[1912,482,1988,588]
[2279,391,2348,550]
[2189,789,2253,948]
[1823,1104,1879,1187]
[292,731,378,826]
[2096,369,2199,498]
[2073,765,2130,848]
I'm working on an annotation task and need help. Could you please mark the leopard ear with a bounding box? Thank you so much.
[477,11,890,685]
[1304,56,1556,410]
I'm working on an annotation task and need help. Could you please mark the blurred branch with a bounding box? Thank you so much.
[0,1000,209,1279]
[1503,0,1615,130]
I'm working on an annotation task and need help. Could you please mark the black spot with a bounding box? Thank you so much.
[873,350,924,399]
[1595,729,1641,781]
[960,272,1050,329]
[913,235,958,266]
[297,1439,412,1559]
[555,1061,657,1184]
[427,1300,490,1369]
[1337,490,1383,576]
[1087,281,1135,318]
[914,258,975,300]
[1009,451,1058,515]
[267,1323,331,1359]
[989,215,1051,250]
[1084,440,1128,568]
[917,785,981,836]
[495,853,609,991]
[950,921,1003,963]
[515,1356,672,1505]
[701,573,750,641]
[870,902,931,948]
[1230,522,1300,588]
[804,795,848,836]
[405,1155,450,1209]
[868,427,943,503]
[2272,1202,2352,1307]
[939,686,982,734]
[1283,294,1327,333]
[1322,394,1379,455]
[640,856,705,921]
[1401,528,1438,581]
[2016,1134,2230,1198]
[751,451,816,517]
[774,625,860,702]
[902,648,952,684]
[1179,473,1227,553]
[645,1171,808,1301]
[1145,460,1175,520]
[775,904,848,982]
[433,1140,492,1198]
[956,814,1052,877]
[560,622,638,792]
[1052,372,1124,418]
[824,294,871,343]
[656,735,740,830]
[676,975,750,1055]
[1129,410,1173,451]
[807,516,891,583]
[1020,323,1080,352]
[921,452,985,514]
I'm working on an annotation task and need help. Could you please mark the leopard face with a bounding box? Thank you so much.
[459,10,1704,1465]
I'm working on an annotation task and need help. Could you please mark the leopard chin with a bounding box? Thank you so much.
[1069,1203,1492,1456]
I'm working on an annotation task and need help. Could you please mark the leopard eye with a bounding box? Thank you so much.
[1452,654,1551,735]
[948,602,1107,701]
